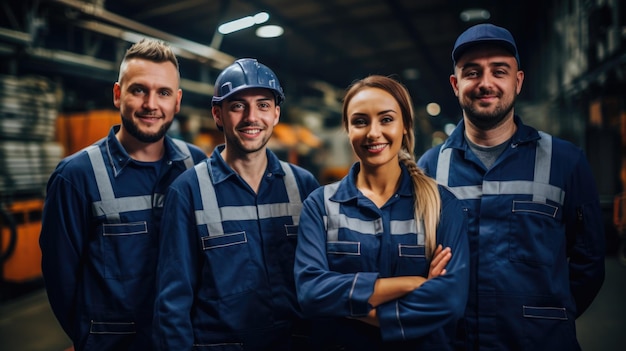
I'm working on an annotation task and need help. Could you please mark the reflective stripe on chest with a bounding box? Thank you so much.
[194,161,302,236]
[435,132,565,205]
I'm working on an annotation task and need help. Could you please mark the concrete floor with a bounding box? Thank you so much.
[1,256,625,351]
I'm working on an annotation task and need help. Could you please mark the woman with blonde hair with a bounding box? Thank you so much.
[294,75,469,350]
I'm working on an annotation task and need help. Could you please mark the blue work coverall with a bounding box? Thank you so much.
[294,162,469,351]
[417,116,605,350]
[39,125,207,350]
[153,145,320,351]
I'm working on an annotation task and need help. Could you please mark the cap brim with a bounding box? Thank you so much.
[453,39,517,63]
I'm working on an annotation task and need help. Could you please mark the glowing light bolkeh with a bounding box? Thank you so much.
[256,25,284,38]
[459,8,491,22]
[444,123,457,136]
[426,102,441,116]
[218,12,270,35]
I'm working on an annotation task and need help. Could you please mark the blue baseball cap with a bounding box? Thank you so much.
[452,23,520,68]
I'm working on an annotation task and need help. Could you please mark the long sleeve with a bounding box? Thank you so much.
[294,189,379,318]
[153,184,199,350]
[377,188,469,341]
[39,172,87,341]
[565,151,605,317]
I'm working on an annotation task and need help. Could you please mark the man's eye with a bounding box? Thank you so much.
[131,87,145,94]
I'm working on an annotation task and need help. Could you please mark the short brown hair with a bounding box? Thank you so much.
[118,38,179,82]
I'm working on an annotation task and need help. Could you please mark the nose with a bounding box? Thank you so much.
[242,105,258,122]
[366,122,381,140]
[478,72,495,89]
[143,92,158,110]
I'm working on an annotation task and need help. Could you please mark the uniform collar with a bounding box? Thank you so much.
[105,124,190,176]
[442,115,540,151]
[330,162,413,203]
[208,144,285,184]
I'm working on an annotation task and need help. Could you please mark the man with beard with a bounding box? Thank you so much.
[417,24,605,350]
[153,58,319,350]
[39,39,207,351]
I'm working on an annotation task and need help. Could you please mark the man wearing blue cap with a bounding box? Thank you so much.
[418,24,605,350]
[153,58,319,350]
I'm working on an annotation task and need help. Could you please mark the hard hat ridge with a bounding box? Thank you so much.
[211,58,285,106]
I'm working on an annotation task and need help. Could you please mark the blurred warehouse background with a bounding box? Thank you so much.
[0,0,625,349]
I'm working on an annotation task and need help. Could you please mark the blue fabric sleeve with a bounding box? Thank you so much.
[294,188,378,318]
[39,171,87,341]
[153,178,199,350]
[377,187,469,341]
[565,150,605,317]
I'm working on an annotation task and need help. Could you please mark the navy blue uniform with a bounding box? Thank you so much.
[40,125,207,350]
[295,163,469,350]
[154,145,319,350]
[418,116,605,350]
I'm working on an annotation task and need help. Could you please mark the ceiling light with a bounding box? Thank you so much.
[256,25,284,38]
[218,12,269,35]
[459,8,491,22]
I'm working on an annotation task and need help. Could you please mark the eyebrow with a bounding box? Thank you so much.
[350,109,397,117]
[227,96,273,103]
[462,61,512,70]
[377,109,396,116]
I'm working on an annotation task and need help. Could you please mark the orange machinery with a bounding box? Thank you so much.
[1,199,44,283]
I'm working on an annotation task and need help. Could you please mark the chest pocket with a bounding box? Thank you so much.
[326,239,362,273]
[323,184,427,275]
[435,132,566,267]
[194,160,302,297]
[87,143,194,280]
[509,200,563,265]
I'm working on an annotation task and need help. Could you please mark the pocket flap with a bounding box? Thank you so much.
[202,232,247,250]
[327,241,360,255]
[522,306,568,320]
[90,321,136,334]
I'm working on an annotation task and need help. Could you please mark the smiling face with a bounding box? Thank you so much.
[450,44,524,131]
[212,87,280,158]
[345,87,407,171]
[113,58,182,143]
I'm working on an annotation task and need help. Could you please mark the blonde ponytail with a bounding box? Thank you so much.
[399,151,441,259]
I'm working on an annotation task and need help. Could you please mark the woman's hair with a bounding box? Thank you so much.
[118,38,180,83]
[342,75,441,258]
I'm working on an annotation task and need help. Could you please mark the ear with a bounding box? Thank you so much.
[516,70,525,95]
[175,89,182,114]
[211,105,223,128]
[449,74,459,97]
[272,105,281,126]
[113,82,121,108]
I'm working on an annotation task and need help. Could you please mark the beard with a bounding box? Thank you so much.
[461,90,515,131]
[121,114,173,143]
